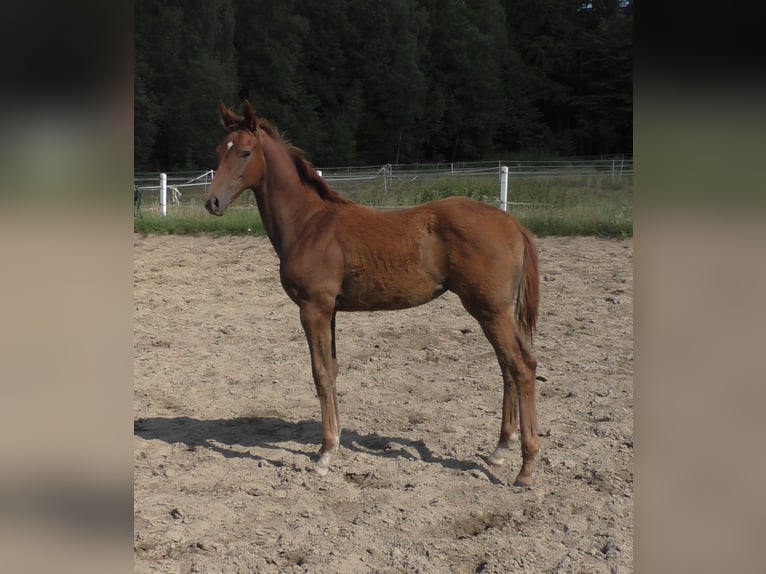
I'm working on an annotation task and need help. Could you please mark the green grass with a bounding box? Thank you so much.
[134,208,264,236]
[506,180,633,238]
[134,175,632,238]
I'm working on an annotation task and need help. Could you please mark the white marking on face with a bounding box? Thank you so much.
[227,141,234,150]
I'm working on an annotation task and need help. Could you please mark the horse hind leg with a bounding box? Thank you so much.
[486,372,519,467]
[475,309,539,487]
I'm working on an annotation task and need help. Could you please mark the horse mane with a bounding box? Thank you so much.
[286,146,353,205]
[254,117,352,205]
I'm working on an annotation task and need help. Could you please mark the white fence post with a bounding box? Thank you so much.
[499,165,509,212]
[160,173,167,216]
[316,170,322,176]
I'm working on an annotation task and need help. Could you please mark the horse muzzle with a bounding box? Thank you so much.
[204,196,224,216]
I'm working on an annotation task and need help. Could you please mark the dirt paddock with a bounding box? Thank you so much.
[134,234,633,573]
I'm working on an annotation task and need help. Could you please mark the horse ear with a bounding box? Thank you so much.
[242,100,258,131]
[218,101,242,131]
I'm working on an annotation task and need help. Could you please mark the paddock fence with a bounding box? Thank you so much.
[134,157,632,216]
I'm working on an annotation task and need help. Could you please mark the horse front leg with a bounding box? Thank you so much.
[300,303,340,476]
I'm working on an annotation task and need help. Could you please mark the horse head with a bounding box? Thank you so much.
[204,100,266,216]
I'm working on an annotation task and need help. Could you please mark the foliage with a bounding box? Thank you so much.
[135,0,238,170]
[134,0,632,170]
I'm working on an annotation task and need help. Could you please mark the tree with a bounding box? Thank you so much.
[134,0,237,170]
[134,0,632,169]
[572,0,633,155]
[232,0,318,157]
[294,0,362,166]
[345,0,430,164]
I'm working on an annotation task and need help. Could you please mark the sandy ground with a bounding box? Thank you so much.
[134,233,633,573]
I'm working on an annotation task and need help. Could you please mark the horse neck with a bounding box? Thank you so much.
[254,135,325,257]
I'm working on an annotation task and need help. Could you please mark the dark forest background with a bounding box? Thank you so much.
[135,0,632,171]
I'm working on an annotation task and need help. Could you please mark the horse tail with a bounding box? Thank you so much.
[515,225,540,346]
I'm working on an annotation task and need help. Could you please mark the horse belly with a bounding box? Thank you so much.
[337,266,444,311]
[336,212,448,311]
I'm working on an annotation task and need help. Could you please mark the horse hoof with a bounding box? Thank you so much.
[513,475,533,488]
[487,448,507,467]
[314,451,332,476]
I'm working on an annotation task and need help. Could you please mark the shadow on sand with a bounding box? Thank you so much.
[134,415,505,485]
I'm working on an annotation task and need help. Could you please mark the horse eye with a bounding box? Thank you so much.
[240,150,251,159]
